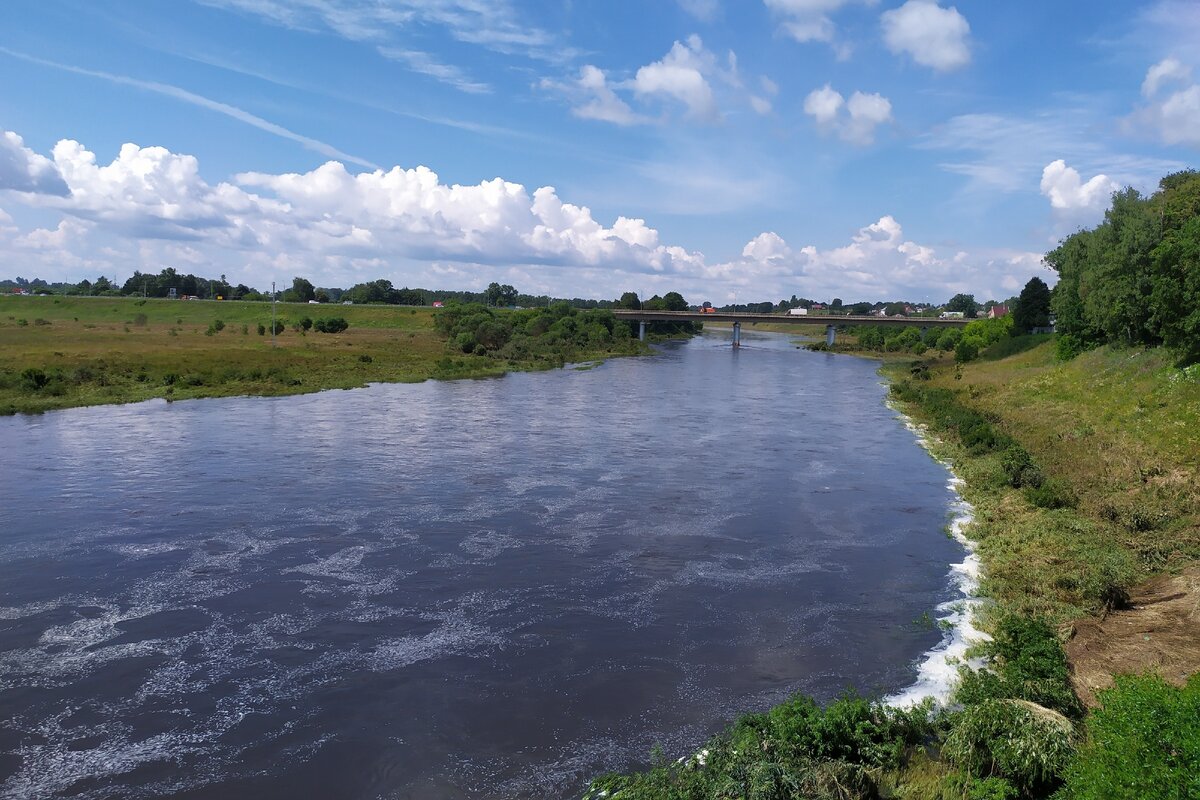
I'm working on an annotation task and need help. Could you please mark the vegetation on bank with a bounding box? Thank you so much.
[0,296,659,414]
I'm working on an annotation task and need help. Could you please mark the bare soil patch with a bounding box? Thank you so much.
[1066,564,1200,707]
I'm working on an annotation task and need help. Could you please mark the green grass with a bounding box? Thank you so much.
[0,296,648,414]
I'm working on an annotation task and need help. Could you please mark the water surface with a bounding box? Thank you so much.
[0,332,963,799]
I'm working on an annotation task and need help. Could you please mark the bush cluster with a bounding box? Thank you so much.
[435,302,633,360]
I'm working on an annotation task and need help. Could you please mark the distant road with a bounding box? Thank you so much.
[611,310,971,327]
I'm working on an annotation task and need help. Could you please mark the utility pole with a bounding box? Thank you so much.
[272,281,277,348]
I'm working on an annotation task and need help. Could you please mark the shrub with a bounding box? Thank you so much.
[1058,674,1200,800]
[1055,333,1087,361]
[269,320,285,335]
[257,323,266,336]
[1025,478,1077,509]
[358,354,373,363]
[956,614,1083,718]
[956,336,982,363]
[944,699,1075,794]
[299,316,313,331]
[313,317,349,333]
[212,319,225,331]
[133,313,148,326]
[1000,445,1044,489]
[20,367,50,391]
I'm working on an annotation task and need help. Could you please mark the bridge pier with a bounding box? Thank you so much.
[825,325,836,347]
[732,321,741,348]
[638,320,646,342]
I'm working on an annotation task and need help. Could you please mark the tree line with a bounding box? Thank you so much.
[1048,169,1200,365]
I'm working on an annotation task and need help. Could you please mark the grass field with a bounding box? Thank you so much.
[0,295,640,414]
[896,342,1200,622]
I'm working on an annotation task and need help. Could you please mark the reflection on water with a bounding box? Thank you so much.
[0,332,963,799]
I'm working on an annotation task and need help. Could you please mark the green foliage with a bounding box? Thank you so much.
[1012,278,1052,334]
[943,700,1074,795]
[291,276,316,303]
[1048,170,1200,365]
[956,337,982,363]
[585,692,935,800]
[1059,674,1200,800]
[269,320,285,335]
[890,381,1015,455]
[313,317,349,333]
[20,367,49,391]
[1024,479,1077,510]
[948,293,980,318]
[435,302,638,362]
[1000,446,1044,489]
[955,614,1082,719]
[299,316,313,331]
[257,323,266,336]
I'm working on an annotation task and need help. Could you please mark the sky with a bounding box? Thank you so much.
[0,1,1197,304]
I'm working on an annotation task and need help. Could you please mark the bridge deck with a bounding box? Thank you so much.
[611,310,970,327]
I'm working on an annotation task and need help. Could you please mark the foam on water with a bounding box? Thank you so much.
[885,415,989,707]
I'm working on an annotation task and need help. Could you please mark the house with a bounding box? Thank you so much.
[432,301,445,308]
[988,304,1009,319]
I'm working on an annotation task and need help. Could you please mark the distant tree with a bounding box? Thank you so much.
[849,302,873,315]
[314,289,330,303]
[947,293,979,318]
[1012,277,1052,333]
[485,282,518,307]
[662,291,688,311]
[884,302,907,317]
[292,277,316,303]
[831,298,843,309]
[618,292,642,310]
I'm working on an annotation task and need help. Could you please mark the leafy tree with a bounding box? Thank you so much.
[947,293,979,318]
[291,276,316,303]
[617,291,641,310]
[485,282,518,307]
[661,291,688,311]
[1012,276,1052,333]
[314,289,330,303]
[831,298,843,309]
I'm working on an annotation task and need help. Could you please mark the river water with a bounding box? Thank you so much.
[0,331,964,799]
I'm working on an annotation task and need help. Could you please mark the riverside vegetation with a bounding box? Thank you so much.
[0,297,654,415]
[589,172,1200,798]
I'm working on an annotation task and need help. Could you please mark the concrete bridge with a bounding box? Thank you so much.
[611,309,971,348]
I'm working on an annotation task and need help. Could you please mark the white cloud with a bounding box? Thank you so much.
[677,0,720,21]
[0,128,1051,302]
[377,48,491,94]
[803,85,892,144]
[1039,160,1119,214]
[764,0,863,51]
[0,131,70,196]
[542,66,643,125]
[1129,59,1200,148]
[881,0,971,72]
[546,35,762,124]
[632,36,719,121]
[721,215,1047,301]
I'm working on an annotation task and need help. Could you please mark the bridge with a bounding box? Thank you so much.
[611,310,970,348]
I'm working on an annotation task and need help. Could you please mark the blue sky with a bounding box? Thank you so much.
[1,0,1197,303]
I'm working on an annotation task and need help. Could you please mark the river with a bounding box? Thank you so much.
[0,331,965,799]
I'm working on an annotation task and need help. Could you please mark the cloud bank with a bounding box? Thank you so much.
[0,129,1044,302]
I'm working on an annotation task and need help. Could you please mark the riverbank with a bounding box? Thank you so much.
[589,337,1200,798]
[0,296,650,414]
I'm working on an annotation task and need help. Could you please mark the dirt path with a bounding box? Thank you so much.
[1066,565,1200,707]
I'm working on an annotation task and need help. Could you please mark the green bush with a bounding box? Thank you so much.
[1025,478,1077,509]
[1059,674,1200,800]
[956,614,1083,719]
[20,367,50,391]
[956,336,982,363]
[299,316,313,331]
[943,699,1074,795]
[313,317,349,333]
[257,323,266,336]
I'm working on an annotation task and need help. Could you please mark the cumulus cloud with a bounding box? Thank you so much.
[803,85,892,144]
[545,35,763,124]
[633,35,720,120]
[542,66,643,126]
[1039,160,1119,214]
[720,215,1046,301]
[0,131,70,196]
[881,0,971,72]
[1129,58,1200,148]
[0,128,1049,301]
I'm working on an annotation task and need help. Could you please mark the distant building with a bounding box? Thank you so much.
[432,301,445,308]
[988,304,1009,319]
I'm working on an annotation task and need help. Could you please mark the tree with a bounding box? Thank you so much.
[292,277,316,303]
[485,282,517,307]
[831,298,843,309]
[947,293,979,318]
[662,291,688,311]
[618,292,641,310]
[1012,277,1052,333]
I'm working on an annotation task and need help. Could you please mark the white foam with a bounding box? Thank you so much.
[885,412,989,708]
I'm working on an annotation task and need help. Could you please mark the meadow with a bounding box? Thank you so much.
[0,295,642,415]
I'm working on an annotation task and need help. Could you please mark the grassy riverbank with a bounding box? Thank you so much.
[590,337,1200,799]
[0,295,649,415]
